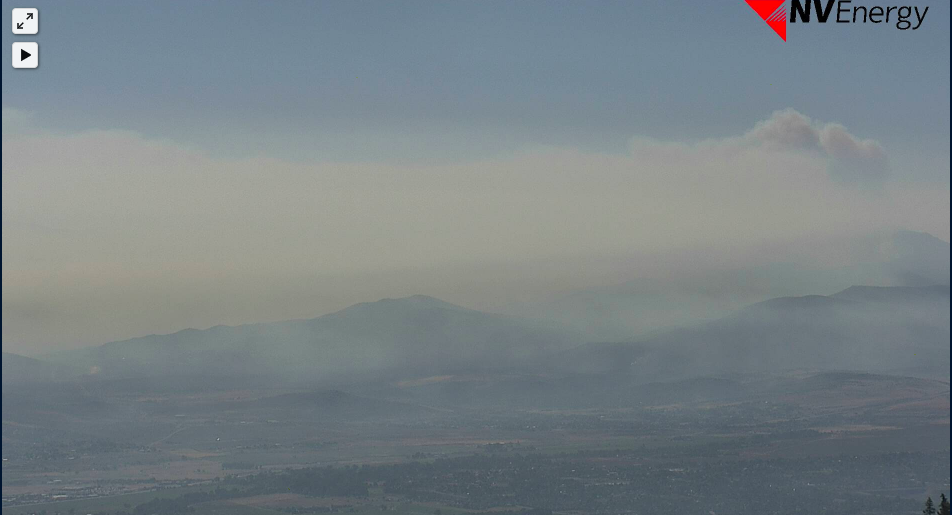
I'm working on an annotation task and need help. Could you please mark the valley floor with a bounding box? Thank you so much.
[2,371,949,514]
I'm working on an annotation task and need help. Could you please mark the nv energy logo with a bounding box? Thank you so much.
[745,0,929,41]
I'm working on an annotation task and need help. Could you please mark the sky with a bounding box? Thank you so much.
[2,0,950,353]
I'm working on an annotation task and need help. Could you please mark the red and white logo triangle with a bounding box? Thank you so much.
[746,0,787,41]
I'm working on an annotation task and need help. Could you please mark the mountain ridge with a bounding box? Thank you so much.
[44,294,577,383]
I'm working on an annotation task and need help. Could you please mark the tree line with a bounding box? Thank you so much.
[923,494,951,515]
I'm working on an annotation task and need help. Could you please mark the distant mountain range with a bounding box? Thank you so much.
[40,294,577,383]
[629,284,949,381]
[2,283,940,391]
[515,230,950,341]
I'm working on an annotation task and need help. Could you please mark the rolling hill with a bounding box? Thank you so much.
[516,230,950,341]
[630,284,950,380]
[2,352,84,385]
[45,295,578,383]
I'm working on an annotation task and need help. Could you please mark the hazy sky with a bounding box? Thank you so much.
[2,1,949,353]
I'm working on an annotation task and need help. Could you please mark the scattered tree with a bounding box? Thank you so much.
[939,494,950,515]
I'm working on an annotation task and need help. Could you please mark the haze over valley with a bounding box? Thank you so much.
[2,227,949,514]
[2,1,950,513]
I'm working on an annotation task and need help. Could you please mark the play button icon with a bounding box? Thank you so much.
[12,42,38,69]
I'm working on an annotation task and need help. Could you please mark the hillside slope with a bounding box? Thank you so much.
[47,295,577,382]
